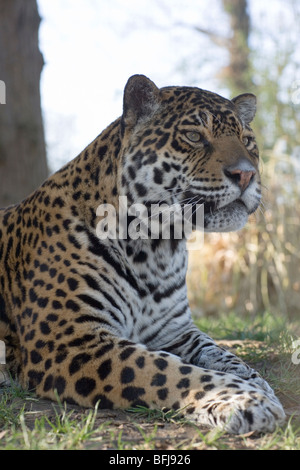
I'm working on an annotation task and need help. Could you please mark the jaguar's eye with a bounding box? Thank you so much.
[243,136,250,146]
[186,131,201,143]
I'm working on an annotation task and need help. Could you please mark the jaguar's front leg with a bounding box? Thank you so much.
[162,324,276,396]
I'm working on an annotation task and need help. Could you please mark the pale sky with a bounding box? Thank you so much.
[37,0,228,171]
[37,0,298,172]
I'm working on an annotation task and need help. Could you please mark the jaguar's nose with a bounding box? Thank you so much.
[224,160,256,192]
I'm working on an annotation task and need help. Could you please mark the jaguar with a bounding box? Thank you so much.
[0,74,285,434]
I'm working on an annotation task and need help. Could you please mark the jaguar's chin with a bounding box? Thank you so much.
[204,200,250,233]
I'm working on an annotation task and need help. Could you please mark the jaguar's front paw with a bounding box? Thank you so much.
[191,387,286,435]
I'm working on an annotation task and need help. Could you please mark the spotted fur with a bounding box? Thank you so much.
[0,75,285,433]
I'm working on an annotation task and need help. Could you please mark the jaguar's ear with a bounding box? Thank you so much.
[122,75,160,132]
[232,93,256,124]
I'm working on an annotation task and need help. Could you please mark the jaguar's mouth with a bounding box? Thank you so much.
[204,199,248,216]
[203,199,250,233]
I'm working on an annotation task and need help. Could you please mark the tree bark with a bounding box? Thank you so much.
[0,0,48,207]
[221,0,252,94]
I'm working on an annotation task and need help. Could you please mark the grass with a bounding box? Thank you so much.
[194,310,289,342]
[0,311,299,450]
[1,405,103,450]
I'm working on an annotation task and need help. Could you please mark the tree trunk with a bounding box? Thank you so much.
[0,0,48,207]
[221,0,252,94]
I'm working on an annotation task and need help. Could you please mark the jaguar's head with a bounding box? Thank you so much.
[119,74,261,233]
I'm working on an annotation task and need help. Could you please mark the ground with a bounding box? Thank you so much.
[1,338,299,450]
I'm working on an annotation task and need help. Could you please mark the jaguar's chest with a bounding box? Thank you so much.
[93,238,190,347]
